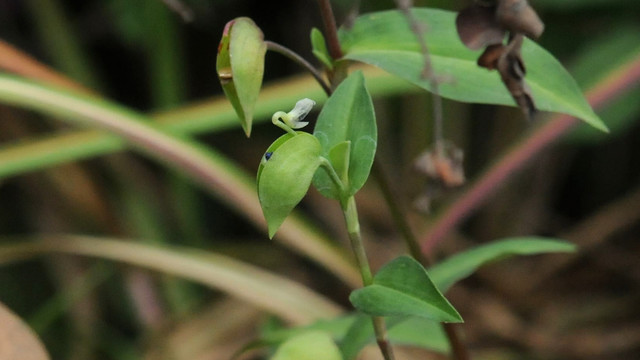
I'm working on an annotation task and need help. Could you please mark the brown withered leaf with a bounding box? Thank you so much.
[414,141,465,188]
[0,302,50,360]
[477,44,505,70]
[496,0,544,39]
[455,4,505,50]
[412,141,465,214]
[456,0,543,119]
[497,35,536,118]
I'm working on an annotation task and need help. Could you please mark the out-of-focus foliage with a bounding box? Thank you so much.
[0,0,638,359]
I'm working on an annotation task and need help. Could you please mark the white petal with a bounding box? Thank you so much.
[290,121,309,129]
[288,98,316,122]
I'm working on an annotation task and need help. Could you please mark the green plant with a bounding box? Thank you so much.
[1,1,639,359]
[214,1,605,359]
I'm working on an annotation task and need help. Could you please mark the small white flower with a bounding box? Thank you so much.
[272,98,316,129]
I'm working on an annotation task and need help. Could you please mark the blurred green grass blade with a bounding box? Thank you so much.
[120,179,199,315]
[565,25,640,143]
[0,236,343,325]
[339,8,606,131]
[0,67,413,180]
[0,74,361,289]
[428,237,576,292]
[28,262,113,333]
[143,0,186,109]
[26,0,100,90]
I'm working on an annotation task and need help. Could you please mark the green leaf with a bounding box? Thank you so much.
[258,133,322,238]
[339,8,607,132]
[271,331,342,360]
[313,71,377,199]
[262,315,356,345]
[217,17,267,137]
[350,256,462,323]
[261,313,448,360]
[311,28,333,70]
[338,314,374,360]
[340,315,435,360]
[388,317,449,353]
[429,237,576,292]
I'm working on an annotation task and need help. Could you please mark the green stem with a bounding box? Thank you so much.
[319,157,346,195]
[273,119,297,136]
[315,0,349,88]
[342,197,372,285]
[341,196,395,360]
[265,41,332,96]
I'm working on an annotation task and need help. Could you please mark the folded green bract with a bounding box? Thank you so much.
[217,17,267,137]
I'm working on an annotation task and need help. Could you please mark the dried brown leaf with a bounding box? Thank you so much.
[455,4,505,50]
[496,0,545,39]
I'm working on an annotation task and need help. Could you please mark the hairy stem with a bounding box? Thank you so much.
[265,41,332,96]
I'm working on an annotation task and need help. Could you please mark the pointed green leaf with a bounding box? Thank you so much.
[350,256,462,323]
[429,237,576,292]
[311,28,334,70]
[313,71,377,199]
[217,17,266,137]
[339,8,607,132]
[258,133,322,238]
[271,331,342,360]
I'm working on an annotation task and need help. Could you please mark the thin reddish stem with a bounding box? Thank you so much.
[421,54,640,254]
[316,0,343,60]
